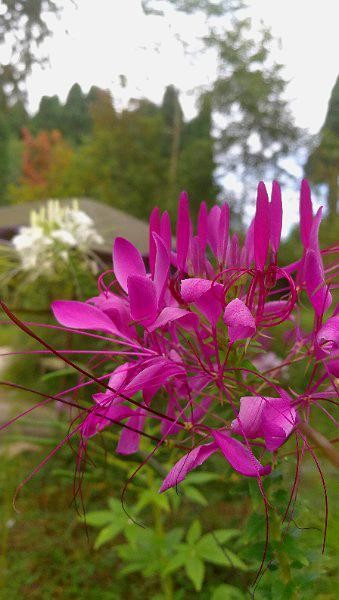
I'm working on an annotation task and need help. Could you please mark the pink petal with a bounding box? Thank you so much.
[254,181,270,270]
[51,300,120,335]
[92,364,132,406]
[125,358,184,397]
[147,307,198,332]
[270,180,282,254]
[309,206,322,251]
[263,301,289,317]
[262,398,296,451]
[189,236,205,276]
[223,298,256,342]
[197,202,208,251]
[316,315,339,355]
[211,431,271,477]
[149,207,160,277]
[231,396,265,438]
[82,404,134,438]
[113,237,146,293]
[153,233,170,304]
[328,357,339,377]
[196,288,223,325]
[305,249,332,316]
[127,275,158,325]
[217,203,230,263]
[230,233,239,266]
[207,205,221,256]
[117,410,146,455]
[88,293,134,338]
[181,278,223,303]
[176,191,191,272]
[231,395,296,452]
[107,363,131,392]
[160,443,218,492]
[160,211,172,254]
[244,219,255,265]
[299,179,313,248]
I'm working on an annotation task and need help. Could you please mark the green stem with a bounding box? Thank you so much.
[148,471,174,600]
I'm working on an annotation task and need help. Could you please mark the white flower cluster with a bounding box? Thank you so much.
[12,200,103,275]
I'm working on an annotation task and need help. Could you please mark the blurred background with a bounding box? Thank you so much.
[0,1,338,599]
[0,0,338,228]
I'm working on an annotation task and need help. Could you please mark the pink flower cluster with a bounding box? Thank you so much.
[48,180,337,491]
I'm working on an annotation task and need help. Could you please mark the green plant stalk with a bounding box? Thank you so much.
[271,512,292,588]
[148,470,174,600]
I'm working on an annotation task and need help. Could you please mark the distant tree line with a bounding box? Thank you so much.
[1,0,337,221]
[1,83,218,219]
[305,75,339,217]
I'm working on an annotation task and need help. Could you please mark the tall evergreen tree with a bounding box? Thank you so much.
[144,0,301,201]
[305,75,339,217]
[31,95,64,134]
[7,100,29,136]
[0,113,10,204]
[178,93,219,215]
[0,1,61,107]
[161,85,184,209]
[64,83,91,144]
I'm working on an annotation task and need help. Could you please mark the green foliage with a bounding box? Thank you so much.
[143,0,301,199]
[305,75,339,216]
[207,18,300,184]
[323,74,339,137]
[31,95,65,134]
[30,84,93,145]
[0,0,61,106]
[63,83,92,144]
[0,353,338,599]
[165,523,245,591]
[0,112,10,203]
[2,82,218,219]
[6,100,29,136]
[142,0,244,17]
[86,488,245,594]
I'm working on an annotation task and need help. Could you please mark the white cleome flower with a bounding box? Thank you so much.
[12,199,103,275]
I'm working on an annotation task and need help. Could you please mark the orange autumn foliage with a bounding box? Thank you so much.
[21,128,73,187]
[8,129,74,203]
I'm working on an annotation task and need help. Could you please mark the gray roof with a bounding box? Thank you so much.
[0,198,150,255]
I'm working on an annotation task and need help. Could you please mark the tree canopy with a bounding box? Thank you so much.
[0,0,60,107]
[305,75,339,217]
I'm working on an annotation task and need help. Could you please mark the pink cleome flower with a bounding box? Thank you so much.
[29,179,335,492]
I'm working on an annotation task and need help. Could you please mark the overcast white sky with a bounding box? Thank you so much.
[6,0,339,232]
[24,0,339,132]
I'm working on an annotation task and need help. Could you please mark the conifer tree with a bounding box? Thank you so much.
[305,75,339,217]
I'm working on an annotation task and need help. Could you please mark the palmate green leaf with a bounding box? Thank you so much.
[220,549,247,571]
[187,520,202,544]
[84,510,114,527]
[88,497,134,549]
[134,488,170,513]
[209,529,241,543]
[185,555,205,591]
[196,534,232,566]
[117,528,184,578]
[211,584,245,600]
[196,532,247,569]
[94,522,125,549]
[166,527,184,547]
[185,472,220,485]
[183,484,208,506]
[163,551,187,575]
[107,497,126,512]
